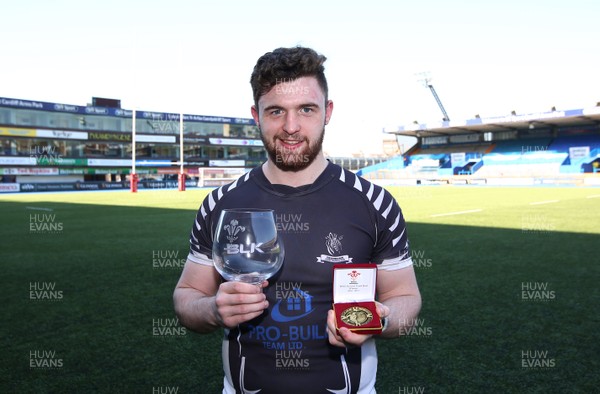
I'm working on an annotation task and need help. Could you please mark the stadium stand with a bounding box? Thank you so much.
[0,95,389,192]
[360,105,600,185]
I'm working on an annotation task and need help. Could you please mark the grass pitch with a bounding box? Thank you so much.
[1,186,598,393]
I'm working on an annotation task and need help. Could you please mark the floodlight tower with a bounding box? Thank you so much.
[415,72,450,122]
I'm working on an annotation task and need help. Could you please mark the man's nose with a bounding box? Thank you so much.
[282,112,300,134]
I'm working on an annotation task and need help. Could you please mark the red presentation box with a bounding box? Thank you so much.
[332,264,382,335]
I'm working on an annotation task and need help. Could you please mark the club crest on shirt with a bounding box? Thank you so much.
[316,232,353,264]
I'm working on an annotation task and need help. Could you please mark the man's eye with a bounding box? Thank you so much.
[270,109,283,116]
[300,107,313,114]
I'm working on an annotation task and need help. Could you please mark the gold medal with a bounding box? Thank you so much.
[340,306,373,327]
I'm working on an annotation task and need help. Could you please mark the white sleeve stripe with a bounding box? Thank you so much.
[389,213,400,233]
[373,188,384,211]
[391,227,405,247]
[228,177,239,191]
[392,232,404,247]
[201,204,207,219]
[382,200,393,219]
[208,192,216,211]
[353,175,362,192]
[366,182,374,200]
[187,251,214,266]
[378,256,413,271]
[195,219,201,231]
[339,167,345,182]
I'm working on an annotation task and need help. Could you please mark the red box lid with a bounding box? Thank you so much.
[333,263,377,304]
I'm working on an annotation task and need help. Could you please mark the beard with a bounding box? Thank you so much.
[260,128,325,172]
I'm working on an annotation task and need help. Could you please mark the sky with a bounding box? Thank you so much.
[1,0,598,156]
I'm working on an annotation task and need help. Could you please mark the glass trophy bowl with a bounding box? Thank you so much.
[213,209,284,284]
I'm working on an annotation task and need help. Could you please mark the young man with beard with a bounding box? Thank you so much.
[173,46,421,393]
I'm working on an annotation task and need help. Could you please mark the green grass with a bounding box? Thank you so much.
[1,186,599,393]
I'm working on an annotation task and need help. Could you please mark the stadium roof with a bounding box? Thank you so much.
[386,105,600,138]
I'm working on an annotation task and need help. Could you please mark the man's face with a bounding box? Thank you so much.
[251,76,333,172]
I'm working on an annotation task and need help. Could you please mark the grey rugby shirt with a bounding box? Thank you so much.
[188,162,412,394]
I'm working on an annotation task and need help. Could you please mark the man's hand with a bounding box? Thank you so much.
[214,280,269,328]
[326,302,390,348]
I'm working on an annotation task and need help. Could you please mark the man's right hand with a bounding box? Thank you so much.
[174,261,269,333]
[213,280,269,328]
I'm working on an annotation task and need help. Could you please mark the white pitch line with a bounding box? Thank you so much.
[586,194,600,199]
[529,200,559,205]
[430,209,482,218]
[25,206,54,211]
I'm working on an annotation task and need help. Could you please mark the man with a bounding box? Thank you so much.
[173,46,421,393]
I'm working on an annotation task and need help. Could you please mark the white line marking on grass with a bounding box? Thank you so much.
[529,200,559,205]
[430,209,483,218]
[586,194,600,199]
[25,206,54,211]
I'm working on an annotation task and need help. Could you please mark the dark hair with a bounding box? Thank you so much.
[250,46,328,108]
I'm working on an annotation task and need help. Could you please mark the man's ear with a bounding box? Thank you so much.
[251,105,260,127]
[324,100,334,125]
